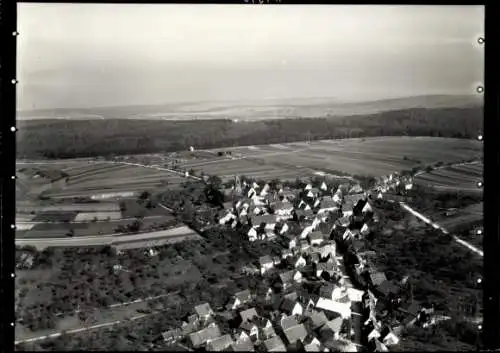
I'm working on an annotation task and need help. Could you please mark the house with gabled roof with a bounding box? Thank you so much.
[281,298,304,317]
[278,222,290,235]
[229,289,253,310]
[362,201,373,214]
[319,317,345,341]
[273,201,295,217]
[264,335,287,352]
[316,261,338,280]
[248,227,258,242]
[282,248,294,260]
[319,244,336,260]
[189,323,222,349]
[305,307,327,327]
[239,307,259,323]
[342,201,355,217]
[346,288,365,303]
[233,330,251,344]
[344,194,366,208]
[317,198,338,215]
[280,314,300,331]
[279,270,303,290]
[259,255,274,275]
[315,298,351,319]
[295,208,314,222]
[219,211,238,226]
[283,323,309,348]
[349,184,364,194]
[162,328,183,343]
[300,225,314,239]
[308,231,325,246]
[294,255,307,269]
[319,283,345,302]
[283,232,298,250]
[336,216,351,228]
[303,334,322,352]
[304,183,313,191]
[247,187,258,198]
[194,303,214,321]
[230,339,255,352]
[240,316,275,342]
[260,183,271,197]
[206,334,234,352]
[370,272,388,287]
[360,222,371,236]
[332,189,343,203]
[381,329,400,346]
[309,252,321,265]
[252,214,277,230]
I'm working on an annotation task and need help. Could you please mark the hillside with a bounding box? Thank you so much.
[16,104,483,159]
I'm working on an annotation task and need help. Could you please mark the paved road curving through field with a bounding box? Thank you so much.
[400,202,483,257]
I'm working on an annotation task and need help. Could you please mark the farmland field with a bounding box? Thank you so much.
[178,137,483,180]
[16,162,186,200]
[437,202,483,232]
[414,161,483,192]
[73,211,123,222]
[16,215,176,239]
[113,226,203,250]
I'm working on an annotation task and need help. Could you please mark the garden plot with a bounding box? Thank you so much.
[73,211,123,222]
[427,169,479,184]
[17,215,176,239]
[36,202,120,212]
[31,211,79,223]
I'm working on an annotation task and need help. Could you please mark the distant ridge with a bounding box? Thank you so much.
[17,94,482,121]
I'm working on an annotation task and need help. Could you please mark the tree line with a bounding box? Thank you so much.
[17,106,482,159]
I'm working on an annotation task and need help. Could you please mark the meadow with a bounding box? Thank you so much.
[414,162,483,192]
[17,215,176,239]
[179,137,482,180]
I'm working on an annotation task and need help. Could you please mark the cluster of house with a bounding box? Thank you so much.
[158,175,445,351]
[160,275,364,352]
[339,225,451,352]
[374,173,414,195]
[217,180,374,245]
[201,180,379,351]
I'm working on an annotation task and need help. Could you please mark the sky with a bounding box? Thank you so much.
[17,4,484,111]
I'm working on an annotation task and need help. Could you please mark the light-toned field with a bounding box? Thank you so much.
[437,202,483,232]
[73,211,123,222]
[113,226,203,250]
[28,202,120,213]
[16,162,186,201]
[16,224,196,250]
[17,215,176,239]
[414,162,483,192]
[180,137,483,180]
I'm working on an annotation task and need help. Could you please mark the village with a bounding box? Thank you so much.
[156,172,447,352]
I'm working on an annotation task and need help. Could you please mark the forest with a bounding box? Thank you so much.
[16,106,482,159]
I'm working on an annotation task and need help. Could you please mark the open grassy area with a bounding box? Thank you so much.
[18,215,176,238]
[137,137,483,182]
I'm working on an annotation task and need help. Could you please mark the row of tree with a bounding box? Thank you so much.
[17,106,482,159]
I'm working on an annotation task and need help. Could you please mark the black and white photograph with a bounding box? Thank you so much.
[14,4,484,351]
